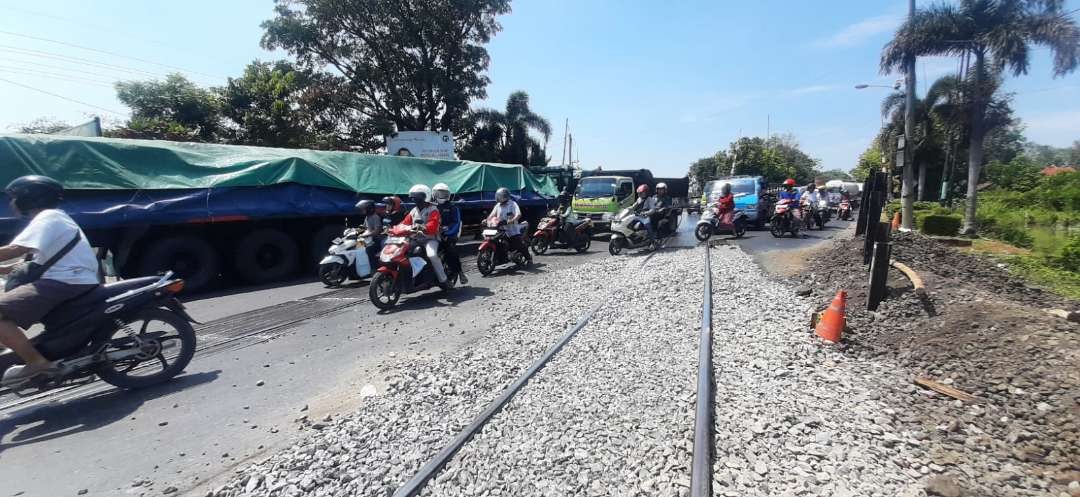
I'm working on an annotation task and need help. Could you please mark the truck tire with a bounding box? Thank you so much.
[137,236,220,293]
[234,228,300,285]
[310,224,345,267]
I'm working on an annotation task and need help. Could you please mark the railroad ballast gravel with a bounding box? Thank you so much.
[214,244,944,497]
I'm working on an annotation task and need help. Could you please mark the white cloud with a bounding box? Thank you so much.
[813,15,901,48]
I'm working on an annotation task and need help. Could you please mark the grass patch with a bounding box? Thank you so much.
[968,241,1080,300]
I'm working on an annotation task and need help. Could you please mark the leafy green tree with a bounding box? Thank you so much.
[113,73,223,141]
[687,134,819,187]
[852,143,884,182]
[13,117,72,134]
[462,91,551,166]
[882,0,1080,234]
[220,61,318,148]
[819,169,852,181]
[985,155,1042,191]
[261,0,511,145]
[688,154,725,193]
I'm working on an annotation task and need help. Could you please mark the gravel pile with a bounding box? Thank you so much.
[421,248,701,497]
[210,252,670,497]
[801,232,1080,496]
[707,246,924,496]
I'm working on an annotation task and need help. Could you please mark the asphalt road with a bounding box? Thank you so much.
[0,214,853,497]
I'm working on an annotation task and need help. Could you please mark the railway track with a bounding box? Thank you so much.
[388,244,716,497]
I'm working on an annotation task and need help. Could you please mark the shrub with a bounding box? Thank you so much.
[1056,234,1080,272]
[918,215,961,236]
[980,217,1035,248]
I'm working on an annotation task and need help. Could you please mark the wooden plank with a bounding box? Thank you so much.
[915,376,978,403]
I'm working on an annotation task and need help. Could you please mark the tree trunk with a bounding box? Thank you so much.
[917,161,927,201]
[901,35,917,230]
[963,51,987,235]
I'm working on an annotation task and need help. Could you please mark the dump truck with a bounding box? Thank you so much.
[0,134,557,293]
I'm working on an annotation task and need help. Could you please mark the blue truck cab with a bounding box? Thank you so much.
[701,176,771,227]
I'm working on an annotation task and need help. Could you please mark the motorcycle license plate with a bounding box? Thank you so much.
[482,229,498,237]
[386,236,407,244]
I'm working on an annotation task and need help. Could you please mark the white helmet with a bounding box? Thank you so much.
[656,182,668,191]
[495,187,511,204]
[433,183,451,205]
[408,184,432,204]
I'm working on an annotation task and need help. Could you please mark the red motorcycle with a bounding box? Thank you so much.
[838,199,853,221]
[369,225,457,310]
[769,199,800,238]
[477,218,531,276]
[530,210,593,255]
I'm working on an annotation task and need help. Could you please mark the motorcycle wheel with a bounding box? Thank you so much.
[318,262,347,287]
[734,219,747,238]
[369,272,400,310]
[477,248,496,276]
[530,237,550,256]
[770,219,784,238]
[694,223,712,242]
[608,237,626,256]
[94,308,196,390]
[574,235,591,253]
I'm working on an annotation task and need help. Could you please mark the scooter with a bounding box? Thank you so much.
[369,225,457,310]
[695,204,748,241]
[837,199,853,221]
[0,272,198,394]
[531,210,593,255]
[609,207,676,255]
[769,199,801,238]
[477,218,532,276]
[317,228,374,287]
[817,198,831,227]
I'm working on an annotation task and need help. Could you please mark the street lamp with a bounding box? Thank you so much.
[854,81,902,90]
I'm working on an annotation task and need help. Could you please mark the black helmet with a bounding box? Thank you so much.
[495,187,510,204]
[6,175,63,213]
[355,199,374,215]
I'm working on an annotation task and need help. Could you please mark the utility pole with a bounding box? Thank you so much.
[568,134,573,167]
[901,0,917,230]
[561,119,569,166]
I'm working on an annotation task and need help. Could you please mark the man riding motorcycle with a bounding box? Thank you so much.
[382,195,405,226]
[488,187,532,263]
[778,178,801,220]
[355,199,384,268]
[0,176,101,386]
[433,183,467,284]
[715,183,735,221]
[397,185,450,290]
[632,184,659,241]
[800,183,825,227]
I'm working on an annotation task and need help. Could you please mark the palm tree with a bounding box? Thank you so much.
[469,91,552,167]
[881,0,1080,234]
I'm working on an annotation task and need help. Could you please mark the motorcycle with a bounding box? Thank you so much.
[317,228,374,287]
[531,210,593,255]
[769,199,801,238]
[477,219,532,276]
[609,207,676,255]
[837,199,853,221]
[369,225,457,310]
[0,272,198,394]
[695,204,748,241]
[818,198,831,227]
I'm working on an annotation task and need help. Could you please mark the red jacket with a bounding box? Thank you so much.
[716,193,735,213]
[400,205,441,237]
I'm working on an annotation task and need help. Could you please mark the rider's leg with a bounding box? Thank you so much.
[0,320,48,367]
[644,218,656,240]
[445,237,467,283]
[424,239,448,283]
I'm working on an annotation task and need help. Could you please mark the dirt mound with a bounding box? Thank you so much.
[800,232,1080,497]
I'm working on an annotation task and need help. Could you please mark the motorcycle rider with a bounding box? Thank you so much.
[355,199,384,268]
[632,184,659,242]
[398,185,451,289]
[0,176,101,386]
[556,186,576,238]
[800,183,824,227]
[488,187,532,263]
[382,195,405,226]
[778,178,800,221]
[715,182,735,224]
[433,183,467,284]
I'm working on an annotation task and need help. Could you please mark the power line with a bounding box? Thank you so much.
[0,29,226,80]
[0,56,131,80]
[0,77,125,115]
[0,65,115,87]
[0,45,164,78]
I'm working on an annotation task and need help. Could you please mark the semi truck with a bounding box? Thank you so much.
[0,134,558,293]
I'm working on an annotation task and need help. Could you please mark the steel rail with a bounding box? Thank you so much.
[391,250,658,497]
[690,244,715,497]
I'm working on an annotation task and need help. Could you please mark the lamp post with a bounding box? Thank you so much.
[856,82,903,175]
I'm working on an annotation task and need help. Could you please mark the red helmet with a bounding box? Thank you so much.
[636,184,650,195]
[783,178,796,187]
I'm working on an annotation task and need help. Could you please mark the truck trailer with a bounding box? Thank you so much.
[0,135,557,293]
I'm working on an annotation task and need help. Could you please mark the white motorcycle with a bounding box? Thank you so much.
[318,228,374,287]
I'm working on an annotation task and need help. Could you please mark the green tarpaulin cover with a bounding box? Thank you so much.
[0,134,557,196]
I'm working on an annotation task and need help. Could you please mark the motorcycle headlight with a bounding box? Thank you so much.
[746,204,757,210]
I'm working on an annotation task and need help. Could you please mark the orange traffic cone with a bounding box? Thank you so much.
[815,291,846,343]
[891,211,902,230]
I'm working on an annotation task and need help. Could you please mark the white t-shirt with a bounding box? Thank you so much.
[10,209,100,285]
[489,201,522,236]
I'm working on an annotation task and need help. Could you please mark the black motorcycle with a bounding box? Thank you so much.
[0,272,198,394]
[477,219,531,276]
[530,210,593,255]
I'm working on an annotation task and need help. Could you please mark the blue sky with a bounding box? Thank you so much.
[1,0,1078,177]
